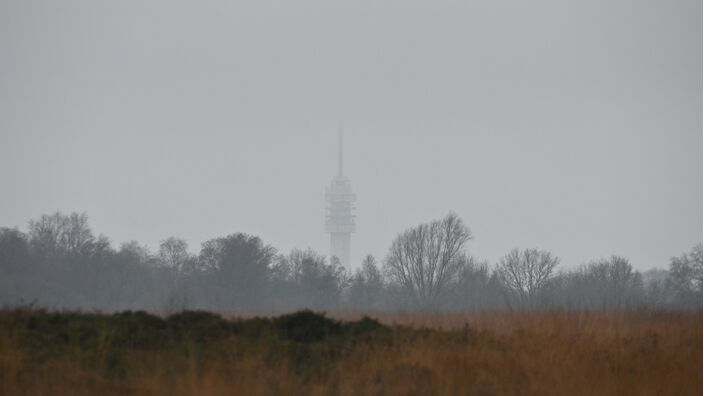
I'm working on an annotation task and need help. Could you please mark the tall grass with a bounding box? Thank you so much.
[0,309,699,395]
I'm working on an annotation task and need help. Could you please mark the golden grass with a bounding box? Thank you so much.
[0,310,700,396]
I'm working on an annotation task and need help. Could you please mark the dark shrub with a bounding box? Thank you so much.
[166,310,232,343]
[274,310,342,343]
[347,316,387,335]
[109,311,166,348]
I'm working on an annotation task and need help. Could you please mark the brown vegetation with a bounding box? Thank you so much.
[0,309,700,395]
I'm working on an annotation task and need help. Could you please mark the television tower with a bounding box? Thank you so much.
[325,128,356,269]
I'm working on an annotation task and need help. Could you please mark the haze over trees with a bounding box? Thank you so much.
[0,211,700,312]
[666,243,702,308]
[495,248,559,310]
[384,212,472,309]
[349,254,384,310]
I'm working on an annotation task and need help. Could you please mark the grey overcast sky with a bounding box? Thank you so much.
[0,0,701,271]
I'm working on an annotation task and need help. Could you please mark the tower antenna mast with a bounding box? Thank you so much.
[338,123,343,176]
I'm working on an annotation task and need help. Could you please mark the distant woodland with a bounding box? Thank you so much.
[0,211,700,312]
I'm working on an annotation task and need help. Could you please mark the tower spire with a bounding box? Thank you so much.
[338,124,343,177]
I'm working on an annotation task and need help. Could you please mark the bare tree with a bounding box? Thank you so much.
[199,233,276,309]
[107,241,157,310]
[158,237,195,311]
[447,255,501,310]
[580,255,640,309]
[495,248,559,309]
[384,212,472,309]
[0,228,30,275]
[158,237,193,274]
[349,254,384,310]
[28,212,94,260]
[668,243,703,307]
[272,248,347,309]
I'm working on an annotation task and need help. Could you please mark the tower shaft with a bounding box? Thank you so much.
[330,233,351,269]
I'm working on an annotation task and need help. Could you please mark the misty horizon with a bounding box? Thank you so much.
[0,1,700,394]
[1,0,701,272]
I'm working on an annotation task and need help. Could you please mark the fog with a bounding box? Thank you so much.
[0,0,701,277]
[0,211,701,311]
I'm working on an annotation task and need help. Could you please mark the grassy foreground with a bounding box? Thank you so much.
[0,309,700,395]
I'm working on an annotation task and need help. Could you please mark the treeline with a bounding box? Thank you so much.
[0,211,700,311]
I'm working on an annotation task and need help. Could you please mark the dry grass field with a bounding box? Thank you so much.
[0,309,700,396]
